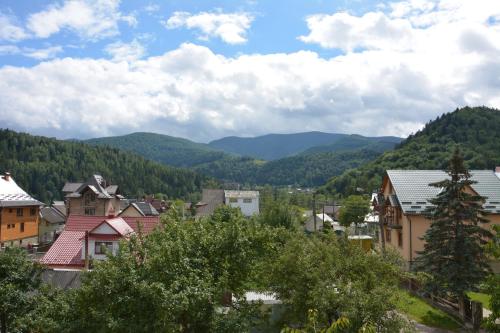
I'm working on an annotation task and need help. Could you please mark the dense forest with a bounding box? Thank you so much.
[194,149,383,186]
[322,106,500,196]
[85,132,228,168]
[86,131,400,187]
[0,130,209,203]
[208,131,401,160]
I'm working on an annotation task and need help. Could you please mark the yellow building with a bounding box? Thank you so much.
[0,172,42,247]
[378,170,500,270]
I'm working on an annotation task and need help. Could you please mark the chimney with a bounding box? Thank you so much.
[107,206,116,218]
[3,172,11,181]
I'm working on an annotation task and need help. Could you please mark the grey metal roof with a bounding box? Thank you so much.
[224,190,259,199]
[62,182,82,193]
[40,206,66,224]
[132,202,159,216]
[387,170,500,214]
[105,185,119,195]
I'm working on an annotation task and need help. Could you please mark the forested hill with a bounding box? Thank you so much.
[0,129,208,203]
[85,132,229,167]
[208,132,402,160]
[322,106,500,196]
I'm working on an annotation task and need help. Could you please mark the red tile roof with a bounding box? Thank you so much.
[90,218,134,237]
[40,215,160,267]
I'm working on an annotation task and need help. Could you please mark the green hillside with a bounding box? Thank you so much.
[85,132,228,167]
[194,149,383,187]
[322,106,500,196]
[302,135,401,155]
[208,132,401,160]
[0,129,208,203]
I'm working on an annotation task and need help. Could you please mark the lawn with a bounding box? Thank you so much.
[396,290,462,331]
[467,292,491,310]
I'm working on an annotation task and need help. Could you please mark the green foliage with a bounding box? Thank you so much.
[0,247,43,333]
[86,132,228,167]
[323,106,500,196]
[85,131,398,187]
[209,132,401,161]
[259,199,304,230]
[45,208,284,332]
[415,148,492,299]
[338,196,370,228]
[267,233,410,332]
[0,129,208,203]
[484,224,500,331]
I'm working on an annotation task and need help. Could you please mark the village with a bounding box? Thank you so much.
[1,158,500,332]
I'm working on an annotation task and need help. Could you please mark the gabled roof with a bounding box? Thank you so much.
[40,215,160,267]
[386,170,500,214]
[90,218,134,236]
[64,175,116,199]
[0,174,42,207]
[40,206,66,224]
[123,202,160,216]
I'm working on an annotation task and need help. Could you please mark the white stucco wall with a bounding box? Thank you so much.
[226,198,259,217]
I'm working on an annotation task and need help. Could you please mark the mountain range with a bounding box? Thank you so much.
[85,131,402,186]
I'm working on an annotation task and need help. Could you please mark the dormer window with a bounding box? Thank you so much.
[84,192,96,206]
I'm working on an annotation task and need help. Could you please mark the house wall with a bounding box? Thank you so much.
[81,239,119,261]
[0,206,39,247]
[119,205,142,217]
[68,195,120,216]
[226,197,259,217]
[38,218,65,244]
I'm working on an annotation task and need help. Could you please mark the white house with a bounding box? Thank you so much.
[224,190,259,217]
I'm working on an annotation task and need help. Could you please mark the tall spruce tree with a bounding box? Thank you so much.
[416,148,492,299]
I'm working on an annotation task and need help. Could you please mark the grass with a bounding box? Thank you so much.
[396,290,462,331]
[467,291,491,310]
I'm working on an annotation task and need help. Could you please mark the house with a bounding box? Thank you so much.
[119,202,159,217]
[63,175,123,216]
[0,172,43,247]
[40,215,160,269]
[303,211,345,233]
[224,190,259,217]
[39,205,66,244]
[379,170,500,268]
[195,189,225,217]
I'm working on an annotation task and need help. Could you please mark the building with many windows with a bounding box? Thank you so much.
[0,172,42,247]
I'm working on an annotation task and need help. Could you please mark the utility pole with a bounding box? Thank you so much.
[313,192,317,232]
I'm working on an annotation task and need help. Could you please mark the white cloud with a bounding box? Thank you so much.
[0,13,28,42]
[164,11,254,44]
[1,0,500,142]
[0,45,63,60]
[26,0,133,40]
[105,39,145,62]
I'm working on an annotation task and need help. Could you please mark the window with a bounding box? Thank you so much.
[20,222,24,232]
[84,208,96,216]
[95,242,113,255]
[16,208,23,217]
[84,192,96,206]
[398,232,403,247]
[229,198,238,203]
[243,198,252,203]
[30,207,36,216]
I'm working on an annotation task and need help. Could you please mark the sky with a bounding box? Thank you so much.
[0,0,499,142]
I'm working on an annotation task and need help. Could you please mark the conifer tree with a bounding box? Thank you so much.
[416,148,492,300]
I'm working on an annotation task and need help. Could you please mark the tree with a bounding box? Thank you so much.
[0,247,43,333]
[59,207,284,332]
[415,148,492,301]
[259,199,304,230]
[338,195,370,233]
[267,233,411,332]
[484,225,500,332]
